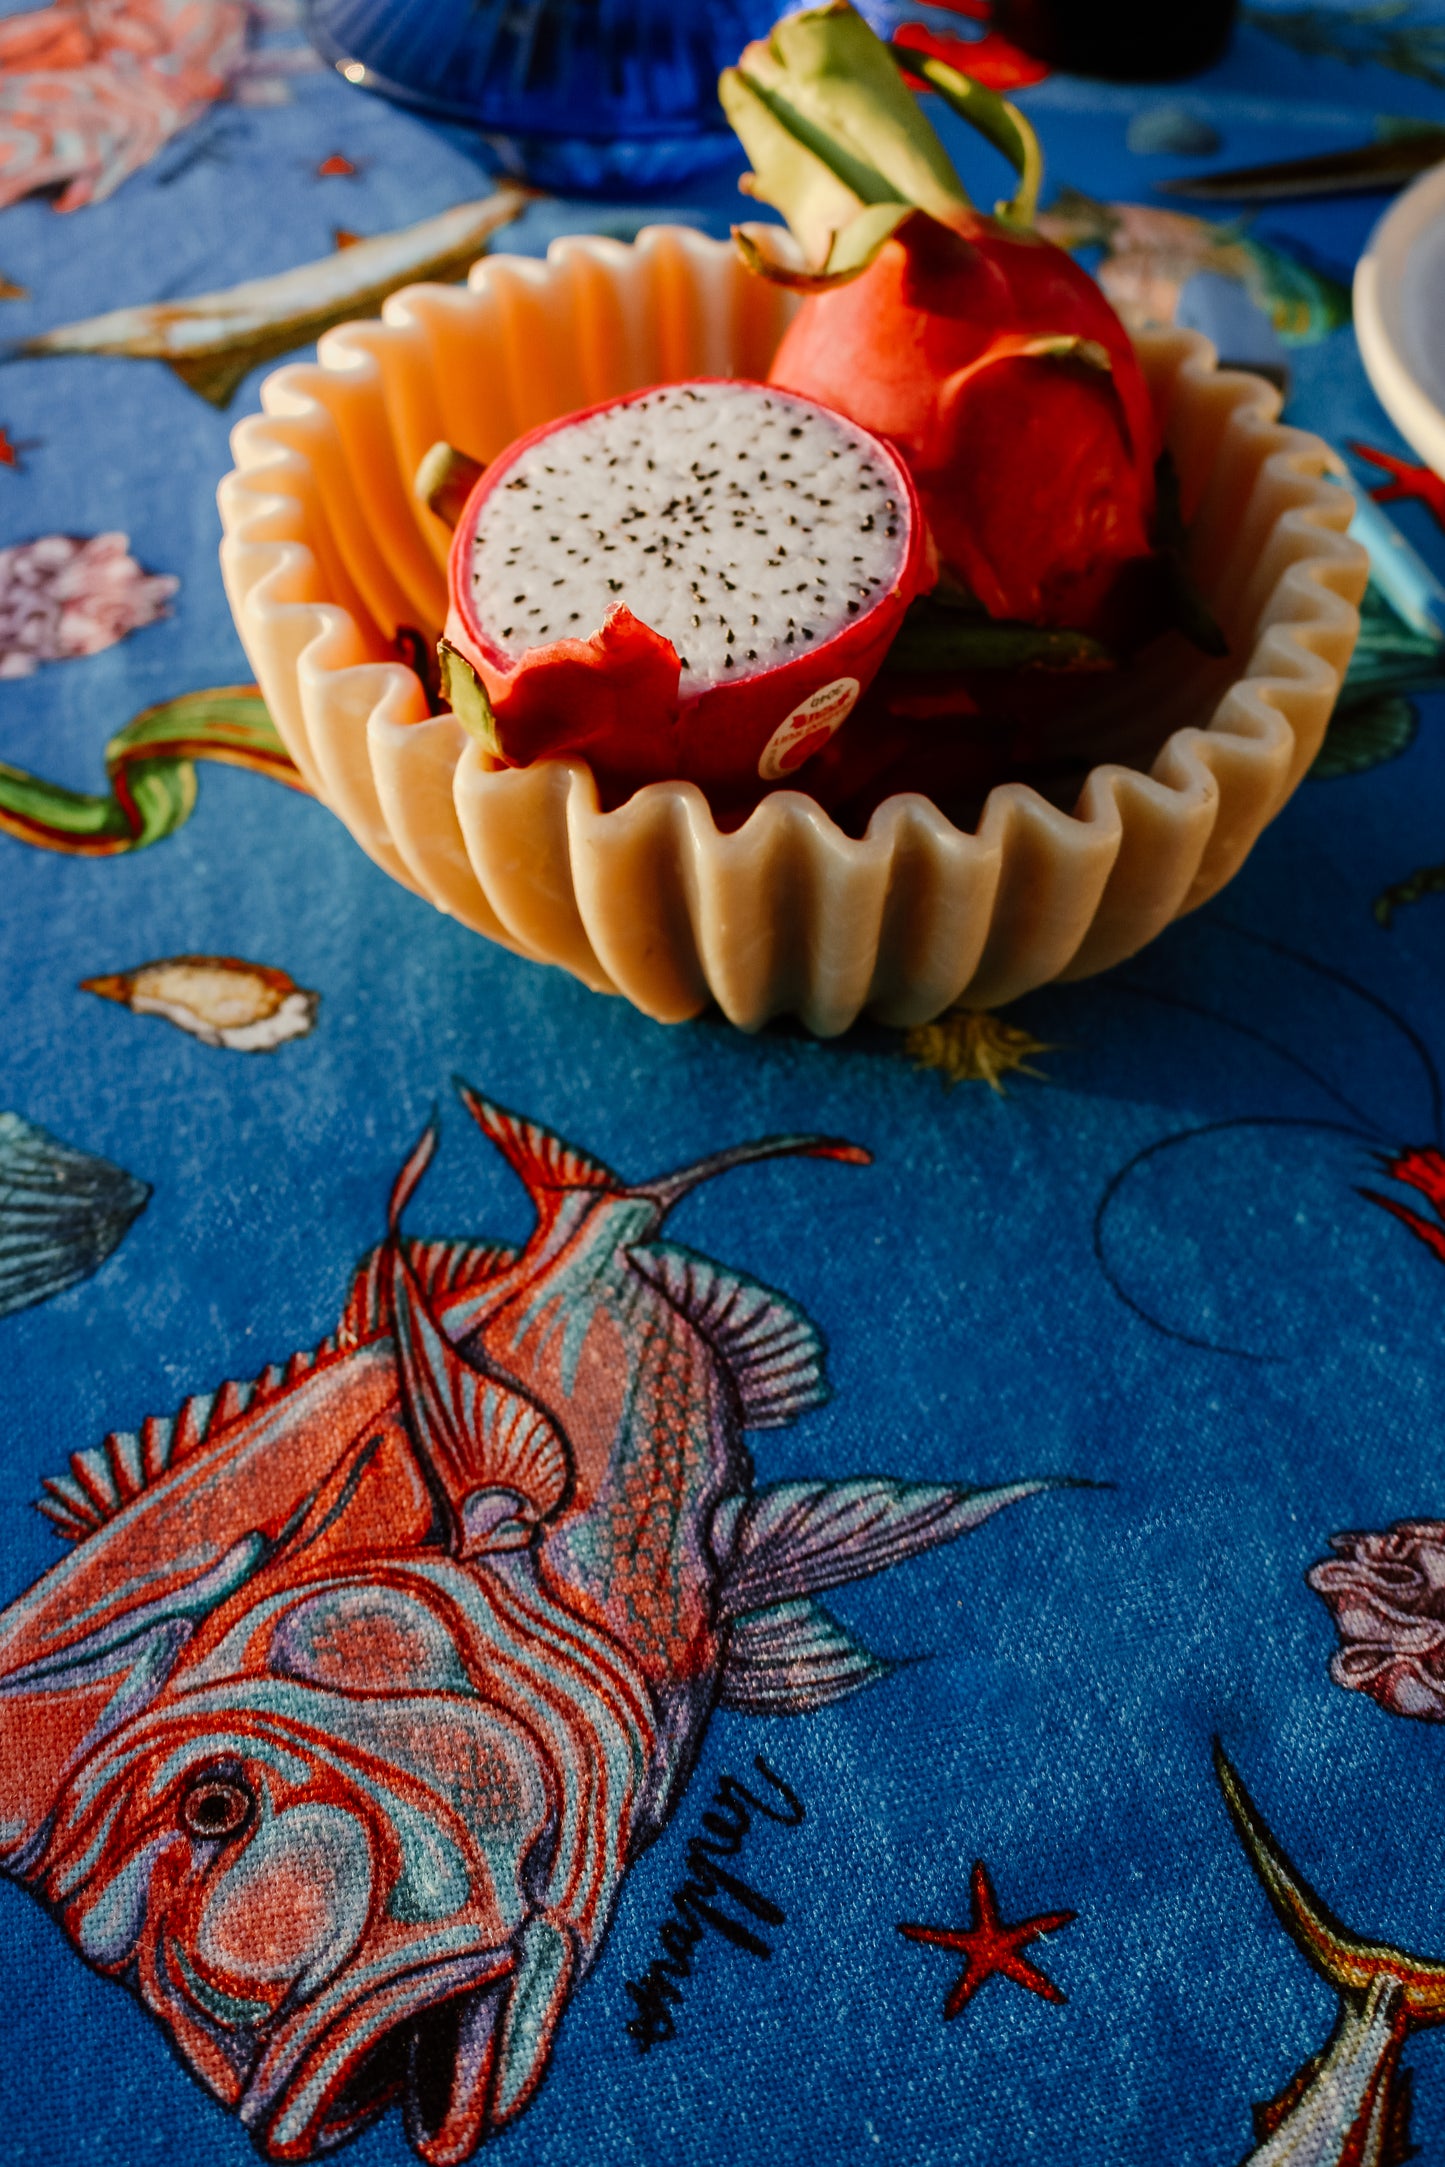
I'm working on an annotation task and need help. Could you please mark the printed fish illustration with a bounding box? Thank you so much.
[1215,1743,1445,2165]
[0,1087,1055,2161]
[17,188,531,406]
[0,1107,148,1320]
[82,955,319,1052]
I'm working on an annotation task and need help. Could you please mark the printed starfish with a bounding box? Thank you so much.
[0,424,42,469]
[898,1861,1075,2019]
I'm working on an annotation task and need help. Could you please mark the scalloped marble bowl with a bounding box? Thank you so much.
[218,226,1367,1033]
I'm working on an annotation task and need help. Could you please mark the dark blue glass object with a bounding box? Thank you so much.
[305,0,788,194]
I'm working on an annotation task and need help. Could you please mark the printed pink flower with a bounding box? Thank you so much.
[0,532,177,677]
[1309,1523,1445,1720]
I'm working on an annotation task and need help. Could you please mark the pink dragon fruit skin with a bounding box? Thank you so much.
[442,378,932,801]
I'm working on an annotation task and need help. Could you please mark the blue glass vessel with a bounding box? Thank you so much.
[305,0,787,194]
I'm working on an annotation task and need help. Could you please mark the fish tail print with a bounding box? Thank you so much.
[714,1477,1063,1714]
[1216,1744,1445,2166]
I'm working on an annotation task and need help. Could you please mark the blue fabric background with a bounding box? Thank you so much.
[3,6,1445,2161]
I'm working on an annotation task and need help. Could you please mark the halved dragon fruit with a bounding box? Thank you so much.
[441,379,931,800]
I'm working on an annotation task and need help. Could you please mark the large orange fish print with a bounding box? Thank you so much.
[0,1087,1054,2161]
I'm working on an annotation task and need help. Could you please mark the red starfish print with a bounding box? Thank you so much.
[1350,441,1445,532]
[317,152,358,179]
[898,1860,1075,2019]
[0,426,41,470]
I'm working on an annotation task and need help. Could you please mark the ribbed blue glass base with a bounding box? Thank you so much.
[305,0,780,194]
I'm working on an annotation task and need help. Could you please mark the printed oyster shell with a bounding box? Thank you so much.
[218,226,1367,1034]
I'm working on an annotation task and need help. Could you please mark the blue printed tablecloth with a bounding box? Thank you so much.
[4,6,1445,2165]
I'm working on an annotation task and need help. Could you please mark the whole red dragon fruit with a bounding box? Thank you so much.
[720,4,1167,648]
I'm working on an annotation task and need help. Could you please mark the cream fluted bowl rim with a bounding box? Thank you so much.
[218,224,1367,1035]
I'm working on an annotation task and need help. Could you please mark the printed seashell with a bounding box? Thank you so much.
[0,1110,149,1322]
[81,955,319,1051]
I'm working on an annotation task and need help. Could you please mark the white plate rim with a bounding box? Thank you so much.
[1355,158,1445,478]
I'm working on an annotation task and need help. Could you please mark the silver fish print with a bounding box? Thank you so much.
[0,1086,1057,2160]
[18,188,531,405]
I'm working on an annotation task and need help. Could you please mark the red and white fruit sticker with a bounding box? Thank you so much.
[757,677,860,781]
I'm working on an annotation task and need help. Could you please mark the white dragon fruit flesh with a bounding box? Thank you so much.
[441,378,930,800]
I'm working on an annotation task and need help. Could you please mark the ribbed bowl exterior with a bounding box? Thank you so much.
[218,226,1367,1034]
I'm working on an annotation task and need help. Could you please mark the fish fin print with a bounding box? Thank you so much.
[454,1080,622,1205]
[32,1328,360,1541]
[38,1409,188,1540]
[626,1243,828,1429]
[34,1306,386,1541]
[489,1919,574,2129]
[167,351,276,409]
[388,1240,570,1555]
[720,1597,891,1714]
[0,1109,149,1322]
[716,1476,1055,1617]
[639,1131,872,1216]
[33,1377,301,1542]
[384,1120,572,1552]
[338,1238,521,1346]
